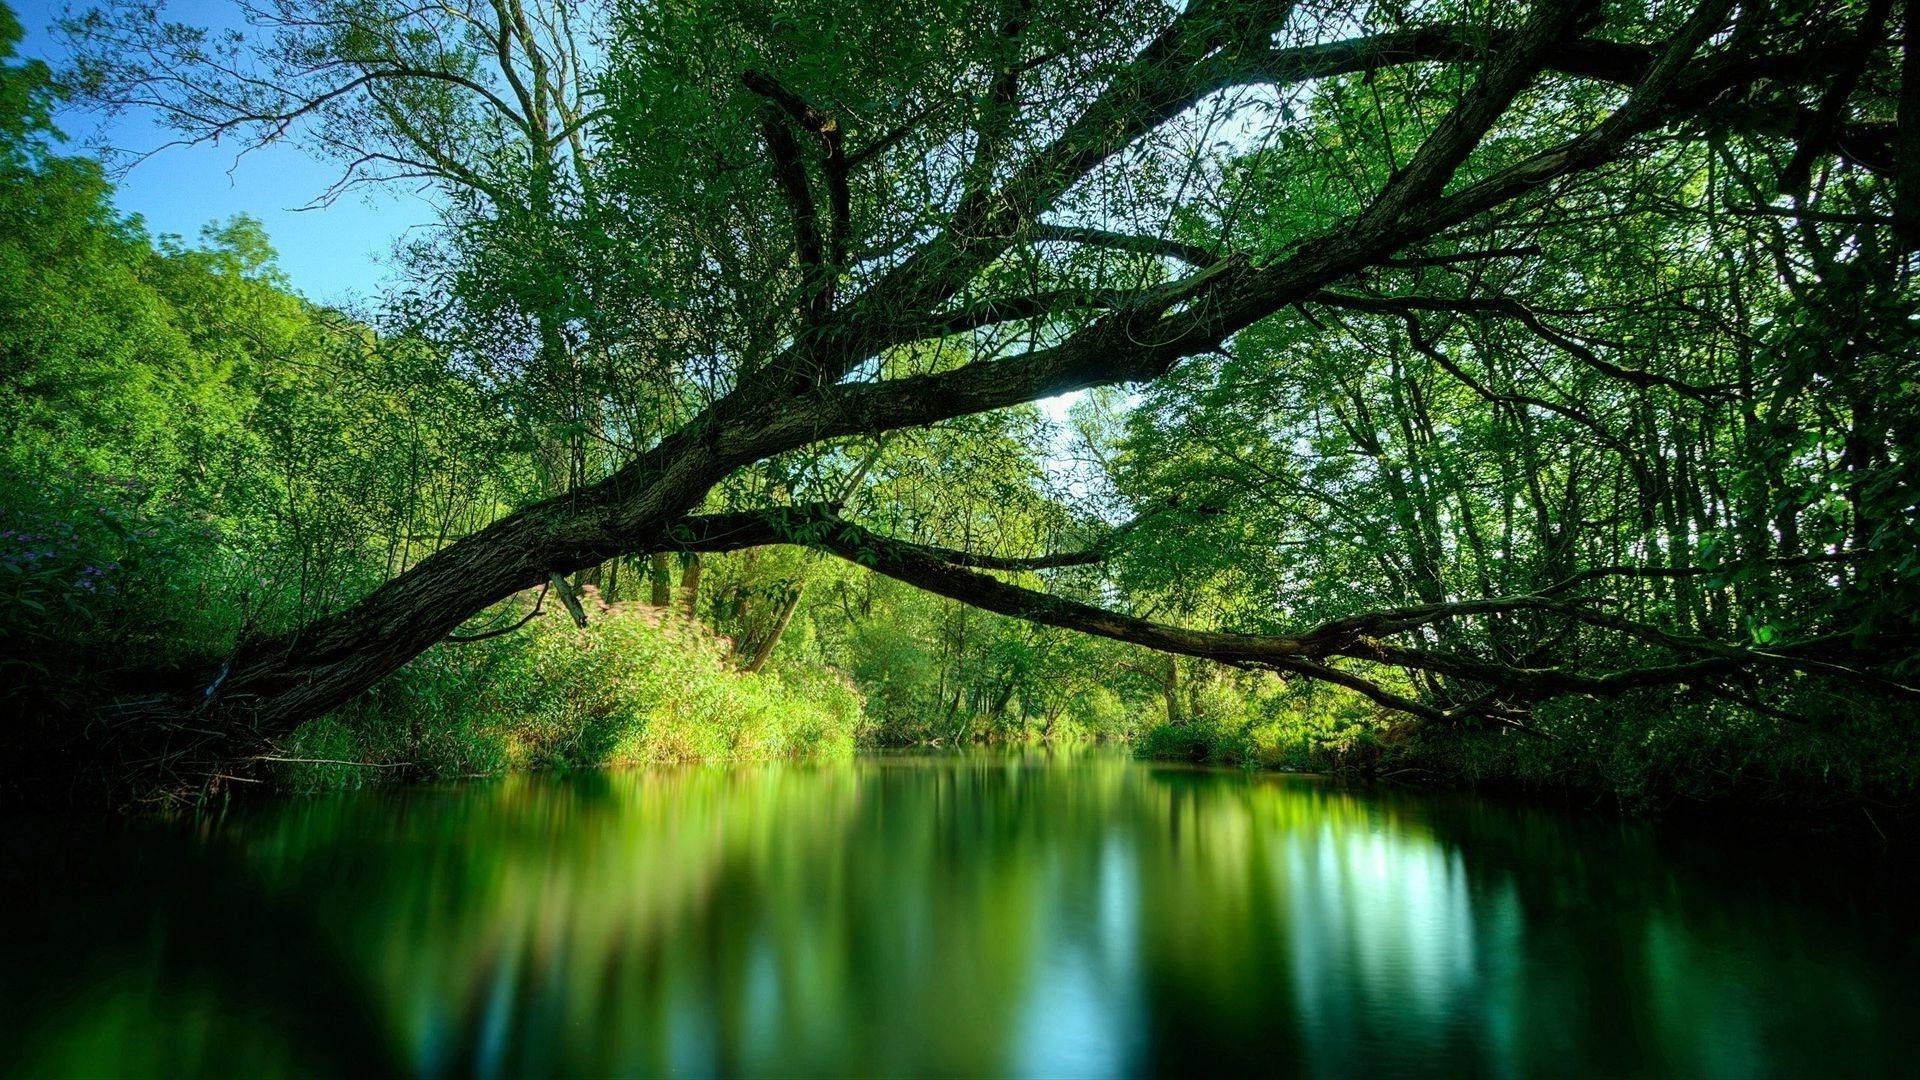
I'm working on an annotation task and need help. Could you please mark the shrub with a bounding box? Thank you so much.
[275,597,865,792]
[0,471,238,713]
[1135,674,1392,770]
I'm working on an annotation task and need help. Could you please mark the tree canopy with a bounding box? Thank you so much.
[5,0,1916,796]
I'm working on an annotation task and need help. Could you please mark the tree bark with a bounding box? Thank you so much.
[678,556,702,619]
[648,552,674,607]
[742,582,805,674]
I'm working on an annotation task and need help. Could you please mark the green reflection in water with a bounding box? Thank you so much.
[3,749,1915,1077]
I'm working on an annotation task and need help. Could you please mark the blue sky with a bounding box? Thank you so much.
[13,0,426,304]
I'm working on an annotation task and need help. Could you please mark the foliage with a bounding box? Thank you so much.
[275,595,865,791]
[1137,670,1394,771]
[0,475,235,710]
[4,0,1918,820]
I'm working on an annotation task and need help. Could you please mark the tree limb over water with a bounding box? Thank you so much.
[631,504,1918,729]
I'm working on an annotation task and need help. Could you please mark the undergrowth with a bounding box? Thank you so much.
[274,591,866,792]
[1136,676,1920,823]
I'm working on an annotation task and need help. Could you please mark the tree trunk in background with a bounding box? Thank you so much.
[678,556,702,618]
[649,552,673,607]
[742,582,805,673]
[986,680,1016,727]
[1896,0,1920,252]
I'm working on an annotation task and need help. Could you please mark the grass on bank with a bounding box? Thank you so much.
[274,590,866,792]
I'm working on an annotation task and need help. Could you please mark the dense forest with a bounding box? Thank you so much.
[2,0,1916,816]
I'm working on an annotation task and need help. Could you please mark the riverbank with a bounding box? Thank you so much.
[1134,692,1920,841]
[12,591,1913,838]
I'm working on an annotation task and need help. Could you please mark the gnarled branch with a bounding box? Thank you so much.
[633,506,1914,727]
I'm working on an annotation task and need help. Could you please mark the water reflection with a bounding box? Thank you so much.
[3,750,1914,1077]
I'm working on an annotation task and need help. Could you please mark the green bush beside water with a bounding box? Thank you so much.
[1136,680,1920,818]
[275,596,866,792]
[1134,676,1389,772]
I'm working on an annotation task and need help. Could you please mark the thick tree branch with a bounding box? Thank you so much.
[752,99,827,308]
[744,70,852,277]
[637,506,1915,724]
[1356,0,1600,229]
[1030,223,1222,267]
[758,4,1856,394]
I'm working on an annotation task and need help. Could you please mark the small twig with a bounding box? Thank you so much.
[447,582,550,642]
[1861,806,1887,842]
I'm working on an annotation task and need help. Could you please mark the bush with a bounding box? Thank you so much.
[1136,672,1390,770]
[846,622,945,742]
[1065,686,1134,740]
[1384,690,1920,814]
[0,471,240,712]
[1133,665,1920,819]
[274,596,865,792]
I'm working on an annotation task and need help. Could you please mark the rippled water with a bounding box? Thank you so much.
[2,749,1914,1077]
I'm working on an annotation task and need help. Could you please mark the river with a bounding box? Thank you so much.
[2,749,1914,1076]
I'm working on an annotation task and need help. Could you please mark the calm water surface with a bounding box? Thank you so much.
[2,749,1915,1077]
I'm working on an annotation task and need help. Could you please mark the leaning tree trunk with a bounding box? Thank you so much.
[99,417,752,786]
[742,582,805,674]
